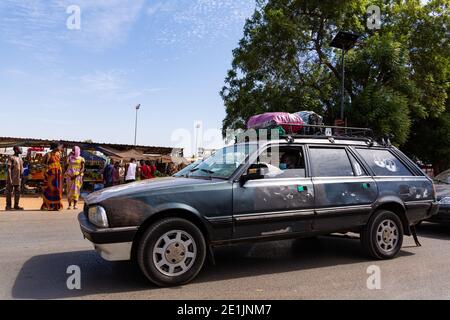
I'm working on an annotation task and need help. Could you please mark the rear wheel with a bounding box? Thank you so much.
[361,210,403,259]
[137,218,206,286]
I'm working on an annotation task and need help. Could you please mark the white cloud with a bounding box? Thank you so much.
[0,0,255,60]
[147,1,176,16]
[145,0,255,48]
[66,0,145,50]
[0,0,145,58]
[80,70,123,92]
[77,69,164,101]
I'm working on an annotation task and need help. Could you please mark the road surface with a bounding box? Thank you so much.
[1,209,450,299]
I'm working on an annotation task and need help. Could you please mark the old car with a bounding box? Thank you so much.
[427,169,450,224]
[78,130,439,286]
[173,159,202,178]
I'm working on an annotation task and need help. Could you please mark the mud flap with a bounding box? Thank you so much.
[208,245,216,265]
[410,225,421,247]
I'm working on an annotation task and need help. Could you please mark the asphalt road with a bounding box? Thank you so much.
[1,210,450,300]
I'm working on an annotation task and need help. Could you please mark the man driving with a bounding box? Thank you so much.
[280,151,299,170]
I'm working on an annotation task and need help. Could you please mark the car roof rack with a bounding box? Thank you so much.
[235,124,374,143]
[280,123,374,143]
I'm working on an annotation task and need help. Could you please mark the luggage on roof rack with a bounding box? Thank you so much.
[246,112,304,134]
[234,123,374,144]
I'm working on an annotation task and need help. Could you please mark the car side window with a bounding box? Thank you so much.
[348,152,366,176]
[256,146,306,178]
[356,148,413,176]
[309,147,355,177]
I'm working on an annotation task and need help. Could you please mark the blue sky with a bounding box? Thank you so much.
[0,0,256,155]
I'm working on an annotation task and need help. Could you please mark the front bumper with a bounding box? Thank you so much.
[78,212,138,261]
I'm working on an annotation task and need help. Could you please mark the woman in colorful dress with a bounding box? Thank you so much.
[41,142,64,211]
[65,146,85,210]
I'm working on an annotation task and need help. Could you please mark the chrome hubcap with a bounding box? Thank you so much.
[376,219,399,252]
[153,230,197,276]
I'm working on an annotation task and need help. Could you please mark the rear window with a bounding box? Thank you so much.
[356,148,412,176]
[309,147,354,177]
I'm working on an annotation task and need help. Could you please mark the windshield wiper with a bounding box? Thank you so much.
[189,168,214,174]
[188,167,215,179]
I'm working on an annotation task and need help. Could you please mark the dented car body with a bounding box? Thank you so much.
[78,137,439,286]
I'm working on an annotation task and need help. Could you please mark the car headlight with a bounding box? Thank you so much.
[439,197,450,205]
[88,206,109,228]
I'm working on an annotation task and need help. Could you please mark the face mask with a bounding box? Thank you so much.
[279,163,288,170]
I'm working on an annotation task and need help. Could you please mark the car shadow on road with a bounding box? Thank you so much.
[197,235,414,283]
[12,235,414,299]
[11,250,149,299]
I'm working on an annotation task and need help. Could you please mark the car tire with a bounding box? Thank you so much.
[361,210,404,260]
[137,218,207,287]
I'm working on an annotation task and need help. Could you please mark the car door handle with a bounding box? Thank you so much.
[362,183,371,189]
[297,185,308,192]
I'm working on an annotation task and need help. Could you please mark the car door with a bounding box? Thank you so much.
[232,144,315,239]
[308,145,378,232]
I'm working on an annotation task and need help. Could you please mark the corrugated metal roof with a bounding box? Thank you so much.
[0,136,182,156]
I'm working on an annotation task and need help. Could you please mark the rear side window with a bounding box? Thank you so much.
[348,152,365,176]
[309,147,354,177]
[356,148,412,176]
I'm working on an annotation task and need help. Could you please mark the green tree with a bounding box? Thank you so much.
[404,89,450,174]
[221,0,449,172]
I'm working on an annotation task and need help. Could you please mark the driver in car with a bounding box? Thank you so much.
[280,152,299,170]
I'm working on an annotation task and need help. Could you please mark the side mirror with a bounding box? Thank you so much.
[240,164,267,185]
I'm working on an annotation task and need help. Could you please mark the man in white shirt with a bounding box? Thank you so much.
[124,158,137,183]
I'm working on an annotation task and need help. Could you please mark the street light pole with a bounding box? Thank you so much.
[134,104,140,146]
[329,31,360,122]
[340,49,345,120]
[195,122,201,158]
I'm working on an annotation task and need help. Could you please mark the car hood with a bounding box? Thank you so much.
[435,183,450,200]
[84,177,213,204]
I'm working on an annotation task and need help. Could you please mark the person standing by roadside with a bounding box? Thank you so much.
[65,146,85,210]
[140,160,151,180]
[103,161,115,188]
[41,142,64,211]
[113,162,120,185]
[167,162,177,176]
[124,158,137,183]
[5,146,24,211]
[118,163,125,182]
[148,160,157,179]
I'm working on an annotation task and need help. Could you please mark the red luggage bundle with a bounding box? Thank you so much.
[246,112,304,133]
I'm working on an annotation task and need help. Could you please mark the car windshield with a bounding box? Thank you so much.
[434,170,450,184]
[189,144,256,179]
[174,160,202,177]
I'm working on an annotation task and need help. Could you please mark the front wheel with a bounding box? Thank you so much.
[361,210,404,260]
[137,218,206,287]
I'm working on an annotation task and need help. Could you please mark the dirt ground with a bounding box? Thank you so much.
[0,196,84,211]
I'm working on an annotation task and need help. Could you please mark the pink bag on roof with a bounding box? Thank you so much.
[246,112,304,133]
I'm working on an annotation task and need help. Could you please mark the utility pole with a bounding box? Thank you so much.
[134,104,140,146]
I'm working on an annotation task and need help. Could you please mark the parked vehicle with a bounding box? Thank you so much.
[78,128,439,286]
[427,169,450,224]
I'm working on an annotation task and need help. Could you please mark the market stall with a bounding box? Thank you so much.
[23,147,47,195]
[0,137,184,196]
[80,150,107,193]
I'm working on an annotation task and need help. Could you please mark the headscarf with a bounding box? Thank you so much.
[70,146,81,161]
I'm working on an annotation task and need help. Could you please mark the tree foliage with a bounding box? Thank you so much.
[221,0,449,172]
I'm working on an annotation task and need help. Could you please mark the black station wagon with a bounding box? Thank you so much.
[78,128,439,286]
